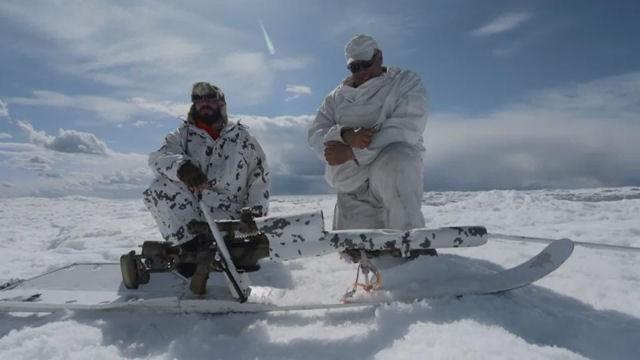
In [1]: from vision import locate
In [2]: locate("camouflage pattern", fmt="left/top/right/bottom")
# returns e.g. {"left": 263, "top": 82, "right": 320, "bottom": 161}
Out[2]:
{"left": 192, "top": 82, "right": 226, "bottom": 101}
{"left": 253, "top": 210, "right": 487, "bottom": 261}
{"left": 144, "top": 120, "right": 270, "bottom": 245}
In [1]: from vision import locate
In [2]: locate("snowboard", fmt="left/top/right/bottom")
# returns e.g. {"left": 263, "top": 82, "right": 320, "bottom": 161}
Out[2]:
{"left": 0, "top": 239, "right": 573, "bottom": 314}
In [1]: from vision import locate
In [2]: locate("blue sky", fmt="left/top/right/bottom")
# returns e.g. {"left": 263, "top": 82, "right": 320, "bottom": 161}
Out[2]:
{"left": 1, "top": 0, "right": 639, "bottom": 197}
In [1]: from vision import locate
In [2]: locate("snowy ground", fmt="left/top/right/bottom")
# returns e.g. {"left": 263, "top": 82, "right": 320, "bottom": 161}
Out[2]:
{"left": 1, "top": 187, "right": 639, "bottom": 360}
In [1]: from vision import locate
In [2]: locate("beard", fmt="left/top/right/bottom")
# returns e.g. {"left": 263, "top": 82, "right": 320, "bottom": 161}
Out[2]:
{"left": 195, "top": 106, "right": 224, "bottom": 127}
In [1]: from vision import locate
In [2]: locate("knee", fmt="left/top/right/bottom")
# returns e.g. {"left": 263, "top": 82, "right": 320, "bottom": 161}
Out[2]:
{"left": 369, "top": 143, "right": 423, "bottom": 196}
{"left": 371, "top": 143, "right": 422, "bottom": 176}
{"left": 144, "top": 176, "right": 191, "bottom": 204}
{"left": 147, "top": 176, "right": 188, "bottom": 192}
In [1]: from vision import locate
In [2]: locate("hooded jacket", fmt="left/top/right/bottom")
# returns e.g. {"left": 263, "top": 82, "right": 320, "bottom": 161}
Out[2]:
{"left": 308, "top": 67, "right": 428, "bottom": 193}
{"left": 149, "top": 117, "right": 270, "bottom": 218}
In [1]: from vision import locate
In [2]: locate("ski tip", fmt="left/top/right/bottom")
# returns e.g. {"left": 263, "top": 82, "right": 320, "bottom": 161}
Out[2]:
{"left": 538, "top": 238, "right": 574, "bottom": 271}
{"left": 553, "top": 238, "right": 575, "bottom": 255}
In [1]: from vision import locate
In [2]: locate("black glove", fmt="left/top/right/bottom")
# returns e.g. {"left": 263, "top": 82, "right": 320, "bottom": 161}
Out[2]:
{"left": 177, "top": 161, "right": 207, "bottom": 188}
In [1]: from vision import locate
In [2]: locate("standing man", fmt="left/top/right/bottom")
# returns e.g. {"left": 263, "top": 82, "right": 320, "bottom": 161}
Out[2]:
{"left": 144, "top": 82, "right": 270, "bottom": 275}
{"left": 308, "top": 34, "right": 433, "bottom": 259}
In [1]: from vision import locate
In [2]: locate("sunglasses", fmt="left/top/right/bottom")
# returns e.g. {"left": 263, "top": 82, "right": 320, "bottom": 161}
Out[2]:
{"left": 192, "top": 93, "right": 224, "bottom": 102}
{"left": 347, "top": 59, "right": 375, "bottom": 74}
{"left": 347, "top": 50, "right": 379, "bottom": 74}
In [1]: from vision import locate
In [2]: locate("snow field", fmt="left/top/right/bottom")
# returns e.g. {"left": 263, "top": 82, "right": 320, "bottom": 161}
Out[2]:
{"left": 1, "top": 188, "right": 639, "bottom": 359}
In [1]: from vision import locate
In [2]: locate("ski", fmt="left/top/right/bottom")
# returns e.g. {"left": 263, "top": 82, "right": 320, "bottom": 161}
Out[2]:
{"left": 254, "top": 210, "right": 489, "bottom": 260}
{"left": 0, "top": 239, "right": 573, "bottom": 314}
{"left": 117, "top": 208, "right": 489, "bottom": 298}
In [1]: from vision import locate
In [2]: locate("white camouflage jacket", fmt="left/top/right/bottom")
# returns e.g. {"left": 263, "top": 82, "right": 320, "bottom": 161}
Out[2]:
{"left": 149, "top": 120, "right": 270, "bottom": 218}
{"left": 308, "top": 67, "right": 428, "bottom": 193}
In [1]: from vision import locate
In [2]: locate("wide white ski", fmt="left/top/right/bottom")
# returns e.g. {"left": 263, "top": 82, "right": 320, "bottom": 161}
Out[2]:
{"left": 0, "top": 239, "right": 573, "bottom": 314}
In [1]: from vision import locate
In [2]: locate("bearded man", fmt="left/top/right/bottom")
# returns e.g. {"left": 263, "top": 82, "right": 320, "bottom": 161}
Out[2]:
{"left": 143, "top": 82, "right": 270, "bottom": 276}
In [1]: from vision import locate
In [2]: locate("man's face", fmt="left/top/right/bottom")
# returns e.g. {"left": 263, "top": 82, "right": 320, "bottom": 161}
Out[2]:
{"left": 348, "top": 50, "right": 383, "bottom": 86}
{"left": 193, "top": 98, "right": 224, "bottom": 125}
{"left": 194, "top": 98, "right": 220, "bottom": 114}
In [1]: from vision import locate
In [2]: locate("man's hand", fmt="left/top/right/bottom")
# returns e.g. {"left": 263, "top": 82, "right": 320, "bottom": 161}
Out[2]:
{"left": 341, "top": 127, "right": 375, "bottom": 149}
{"left": 177, "top": 161, "right": 208, "bottom": 190}
{"left": 324, "top": 141, "right": 355, "bottom": 165}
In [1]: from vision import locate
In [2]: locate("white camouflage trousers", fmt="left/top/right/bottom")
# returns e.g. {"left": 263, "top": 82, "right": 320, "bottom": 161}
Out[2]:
{"left": 143, "top": 176, "right": 241, "bottom": 245}
{"left": 333, "top": 143, "right": 425, "bottom": 231}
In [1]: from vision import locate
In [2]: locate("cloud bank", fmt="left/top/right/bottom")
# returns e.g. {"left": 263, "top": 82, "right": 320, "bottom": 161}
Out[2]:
{"left": 0, "top": 121, "right": 151, "bottom": 198}
{"left": 16, "top": 120, "right": 110, "bottom": 155}
{"left": 245, "top": 71, "right": 640, "bottom": 193}
{"left": 1, "top": 71, "right": 639, "bottom": 198}
{"left": 235, "top": 114, "right": 330, "bottom": 195}
{"left": 425, "top": 72, "right": 640, "bottom": 190}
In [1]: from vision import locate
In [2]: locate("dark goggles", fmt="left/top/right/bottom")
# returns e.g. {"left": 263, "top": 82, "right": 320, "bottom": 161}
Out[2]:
{"left": 191, "top": 93, "right": 224, "bottom": 102}
{"left": 347, "top": 59, "right": 375, "bottom": 73}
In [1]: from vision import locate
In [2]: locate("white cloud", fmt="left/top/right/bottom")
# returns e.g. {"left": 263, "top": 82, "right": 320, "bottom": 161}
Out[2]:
{"left": 16, "top": 120, "right": 110, "bottom": 155}
{"left": 132, "top": 120, "right": 150, "bottom": 128}
{"left": 3, "top": 150, "right": 52, "bottom": 173}
{"left": 523, "top": 72, "right": 640, "bottom": 120}
{"left": 77, "top": 35, "right": 203, "bottom": 73}
{"left": 0, "top": 99, "right": 8, "bottom": 117}
{"left": 1, "top": 71, "right": 638, "bottom": 197}
{"left": 9, "top": 91, "right": 185, "bottom": 123}
{"left": 14, "top": 120, "right": 53, "bottom": 147}
{"left": 0, "top": 2, "right": 308, "bottom": 107}
{"left": 269, "top": 57, "right": 313, "bottom": 71}
{"left": 224, "top": 72, "right": 640, "bottom": 193}
{"left": 285, "top": 84, "right": 313, "bottom": 101}
{"left": 49, "top": 129, "right": 110, "bottom": 155}
{"left": 425, "top": 72, "right": 640, "bottom": 190}
{"left": 129, "top": 98, "right": 188, "bottom": 119}
{"left": 10, "top": 91, "right": 140, "bottom": 123}
{"left": 0, "top": 2, "right": 238, "bottom": 74}
{"left": 331, "top": 12, "right": 417, "bottom": 45}
{"left": 233, "top": 114, "right": 329, "bottom": 194}
{"left": 235, "top": 114, "right": 317, "bottom": 173}
{"left": 0, "top": 133, "right": 12, "bottom": 140}
{"left": 0, "top": 115, "right": 325, "bottom": 198}
{"left": 25, "top": 155, "right": 53, "bottom": 172}
{"left": 0, "top": 140, "right": 151, "bottom": 198}
{"left": 218, "top": 52, "right": 275, "bottom": 105}
{"left": 472, "top": 12, "right": 532, "bottom": 37}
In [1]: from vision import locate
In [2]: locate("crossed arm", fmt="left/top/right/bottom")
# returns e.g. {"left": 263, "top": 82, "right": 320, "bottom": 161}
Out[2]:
{"left": 324, "top": 128, "right": 376, "bottom": 165}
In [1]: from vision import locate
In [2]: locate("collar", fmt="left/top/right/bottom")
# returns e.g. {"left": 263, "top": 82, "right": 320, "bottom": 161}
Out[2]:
{"left": 194, "top": 119, "right": 221, "bottom": 140}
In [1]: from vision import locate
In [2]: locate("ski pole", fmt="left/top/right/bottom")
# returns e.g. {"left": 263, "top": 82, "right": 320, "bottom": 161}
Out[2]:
{"left": 198, "top": 200, "right": 251, "bottom": 302}
{"left": 489, "top": 233, "right": 640, "bottom": 253}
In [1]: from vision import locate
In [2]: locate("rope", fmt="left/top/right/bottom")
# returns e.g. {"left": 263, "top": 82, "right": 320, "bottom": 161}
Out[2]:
{"left": 489, "top": 233, "right": 640, "bottom": 253}
{"left": 341, "top": 253, "right": 383, "bottom": 303}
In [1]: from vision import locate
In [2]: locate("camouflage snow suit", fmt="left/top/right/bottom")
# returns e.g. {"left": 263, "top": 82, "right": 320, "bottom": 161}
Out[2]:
{"left": 144, "top": 119, "right": 270, "bottom": 245}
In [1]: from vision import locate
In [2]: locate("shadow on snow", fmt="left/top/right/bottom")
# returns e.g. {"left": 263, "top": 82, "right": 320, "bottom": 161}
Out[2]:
{"left": 1, "top": 255, "right": 639, "bottom": 360}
